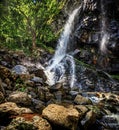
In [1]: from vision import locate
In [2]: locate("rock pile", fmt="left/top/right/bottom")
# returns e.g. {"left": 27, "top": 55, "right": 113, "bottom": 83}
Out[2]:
{"left": 0, "top": 47, "right": 118, "bottom": 130}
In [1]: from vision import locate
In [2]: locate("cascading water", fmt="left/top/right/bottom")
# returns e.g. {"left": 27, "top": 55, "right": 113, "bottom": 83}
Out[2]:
{"left": 100, "top": 0, "right": 109, "bottom": 53}
{"left": 45, "top": 7, "right": 80, "bottom": 87}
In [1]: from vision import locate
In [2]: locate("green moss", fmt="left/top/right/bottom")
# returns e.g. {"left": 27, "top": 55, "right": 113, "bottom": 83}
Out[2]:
{"left": 110, "top": 74, "right": 119, "bottom": 80}
{"left": 75, "top": 59, "right": 96, "bottom": 70}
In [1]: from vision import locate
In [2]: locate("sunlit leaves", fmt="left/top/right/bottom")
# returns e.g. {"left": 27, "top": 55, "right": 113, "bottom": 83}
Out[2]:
{"left": 0, "top": 0, "right": 66, "bottom": 49}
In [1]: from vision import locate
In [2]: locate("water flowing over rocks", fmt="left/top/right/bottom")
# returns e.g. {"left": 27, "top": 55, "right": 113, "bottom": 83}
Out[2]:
{"left": 0, "top": 0, "right": 119, "bottom": 130}
{"left": 54, "top": 0, "right": 119, "bottom": 73}
{"left": 0, "top": 42, "right": 119, "bottom": 130}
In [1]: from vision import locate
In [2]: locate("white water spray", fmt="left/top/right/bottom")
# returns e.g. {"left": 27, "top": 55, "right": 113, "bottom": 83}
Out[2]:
{"left": 45, "top": 7, "right": 80, "bottom": 87}
{"left": 83, "top": 0, "right": 88, "bottom": 10}
{"left": 47, "top": 7, "right": 79, "bottom": 71}
{"left": 100, "top": 0, "right": 109, "bottom": 53}
{"left": 67, "top": 55, "right": 76, "bottom": 88}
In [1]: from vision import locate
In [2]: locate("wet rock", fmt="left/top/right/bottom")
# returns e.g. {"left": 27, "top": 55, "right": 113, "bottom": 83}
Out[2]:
{"left": 4, "top": 78, "right": 12, "bottom": 90}
{"left": 69, "top": 91, "right": 79, "bottom": 96}
{"left": 0, "top": 61, "right": 8, "bottom": 67}
{"left": 96, "top": 92, "right": 119, "bottom": 105}
{"left": 100, "top": 114, "right": 119, "bottom": 130}
{"left": 74, "top": 95, "right": 92, "bottom": 105}
{"left": 86, "top": 105, "right": 103, "bottom": 118}
{"left": 7, "top": 91, "right": 32, "bottom": 106}
{"left": 0, "top": 65, "right": 12, "bottom": 80}
{"left": 81, "top": 110, "right": 96, "bottom": 130}
{"left": 17, "top": 74, "right": 32, "bottom": 81}
{"left": 54, "top": 91, "right": 62, "bottom": 102}
{"left": 49, "top": 83, "right": 62, "bottom": 92}
{"left": 0, "top": 91, "right": 4, "bottom": 103}
{"left": 12, "top": 65, "right": 29, "bottom": 75}
{"left": 0, "top": 102, "right": 33, "bottom": 115}
{"left": 45, "top": 92, "right": 54, "bottom": 102}
{"left": 46, "top": 99, "right": 60, "bottom": 106}
{"left": 37, "top": 88, "right": 45, "bottom": 101}
{"left": 31, "top": 76, "right": 43, "bottom": 84}
{"left": 37, "top": 86, "right": 54, "bottom": 102}
{"left": 30, "top": 68, "right": 47, "bottom": 81}
{"left": 42, "top": 104, "right": 80, "bottom": 130}
{"left": 31, "top": 98, "right": 45, "bottom": 114}
{"left": 6, "top": 115, "right": 52, "bottom": 130}
{"left": 29, "top": 91, "right": 37, "bottom": 99}
{"left": 0, "top": 79, "right": 5, "bottom": 94}
{"left": 75, "top": 105, "right": 88, "bottom": 116}
{"left": 25, "top": 86, "right": 36, "bottom": 95}
{"left": 25, "top": 80, "right": 35, "bottom": 87}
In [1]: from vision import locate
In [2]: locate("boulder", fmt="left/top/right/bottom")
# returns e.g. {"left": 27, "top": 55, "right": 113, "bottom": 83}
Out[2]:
{"left": 81, "top": 110, "right": 96, "bottom": 130}
{"left": 31, "top": 98, "right": 45, "bottom": 114}
{"left": 0, "top": 65, "right": 12, "bottom": 79}
{"left": 75, "top": 105, "right": 88, "bottom": 116}
{"left": 12, "top": 65, "right": 29, "bottom": 75}
{"left": 74, "top": 95, "right": 92, "bottom": 105}
{"left": 0, "top": 78, "right": 5, "bottom": 94}
{"left": 42, "top": 104, "right": 80, "bottom": 130}
{"left": 0, "top": 91, "right": 4, "bottom": 103}
{"left": 30, "top": 68, "right": 47, "bottom": 81}
{"left": 31, "top": 76, "right": 43, "bottom": 83}
{"left": 7, "top": 91, "right": 32, "bottom": 106}
{"left": 6, "top": 115, "right": 52, "bottom": 130}
{"left": 0, "top": 102, "right": 33, "bottom": 115}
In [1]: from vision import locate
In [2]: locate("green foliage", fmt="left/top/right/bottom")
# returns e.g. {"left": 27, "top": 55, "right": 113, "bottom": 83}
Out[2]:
{"left": 111, "top": 74, "right": 119, "bottom": 81}
{"left": 15, "top": 77, "right": 27, "bottom": 92}
{"left": 75, "top": 59, "right": 95, "bottom": 69}
{"left": 0, "top": 0, "right": 66, "bottom": 51}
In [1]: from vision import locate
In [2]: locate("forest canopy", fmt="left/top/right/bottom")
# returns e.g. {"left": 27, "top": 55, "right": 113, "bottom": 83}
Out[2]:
{"left": 0, "top": 0, "right": 66, "bottom": 51}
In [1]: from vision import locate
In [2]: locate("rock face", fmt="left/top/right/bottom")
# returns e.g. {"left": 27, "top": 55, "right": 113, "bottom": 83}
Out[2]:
{"left": 53, "top": 0, "right": 119, "bottom": 73}
{"left": 42, "top": 104, "right": 80, "bottom": 130}
{"left": 77, "top": 0, "right": 119, "bottom": 72}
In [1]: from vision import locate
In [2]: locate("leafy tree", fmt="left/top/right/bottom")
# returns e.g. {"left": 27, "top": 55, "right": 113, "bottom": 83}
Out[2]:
{"left": 0, "top": 0, "right": 66, "bottom": 51}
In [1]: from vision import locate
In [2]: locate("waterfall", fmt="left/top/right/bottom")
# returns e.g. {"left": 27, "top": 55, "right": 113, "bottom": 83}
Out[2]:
{"left": 45, "top": 7, "right": 80, "bottom": 87}
{"left": 100, "top": 0, "right": 109, "bottom": 53}
{"left": 83, "top": 0, "right": 88, "bottom": 10}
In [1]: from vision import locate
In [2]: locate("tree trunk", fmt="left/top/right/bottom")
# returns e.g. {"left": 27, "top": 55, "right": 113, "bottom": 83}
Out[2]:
{"left": 32, "top": 32, "right": 36, "bottom": 50}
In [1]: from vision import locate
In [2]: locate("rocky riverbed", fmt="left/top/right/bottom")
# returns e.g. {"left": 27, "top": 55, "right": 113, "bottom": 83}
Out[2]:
{"left": 0, "top": 47, "right": 119, "bottom": 130}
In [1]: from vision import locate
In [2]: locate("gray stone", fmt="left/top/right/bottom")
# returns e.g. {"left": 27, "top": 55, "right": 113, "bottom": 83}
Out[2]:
{"left": 12, "top": 65, "right": 29, "bottom": 74}
{"left": 31, "top": 76, "right": 43, "bottom": 83}
{"left": 32, "top": 98, "right": 45, "bottom": 114}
